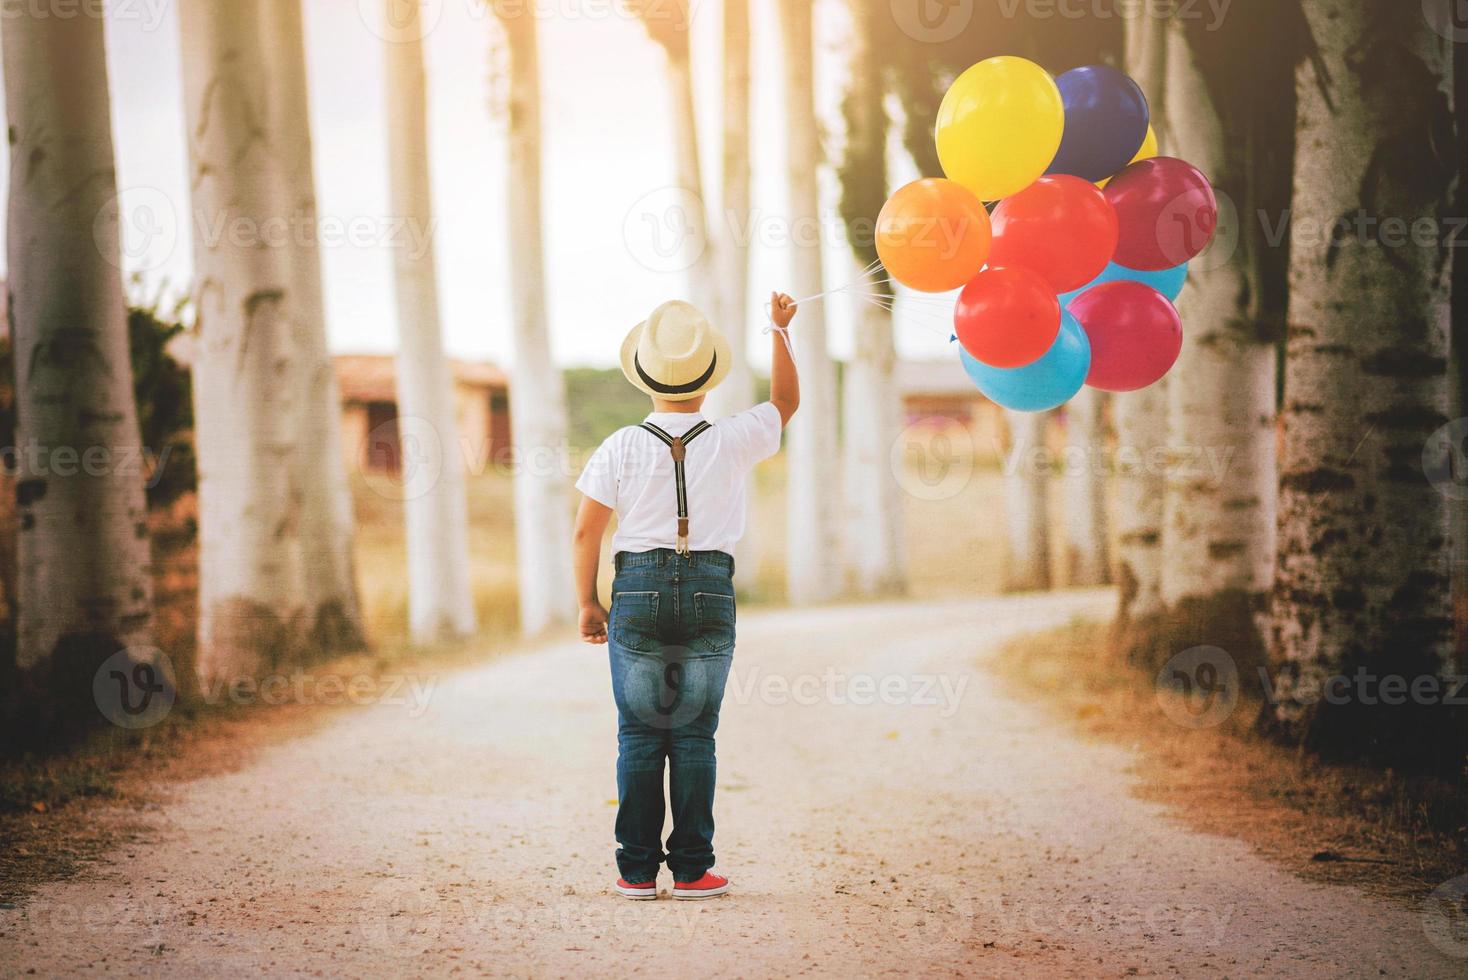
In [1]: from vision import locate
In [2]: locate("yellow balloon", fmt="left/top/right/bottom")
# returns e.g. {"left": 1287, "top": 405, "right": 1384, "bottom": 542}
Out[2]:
{"left": 1097, "top": 125, "right": 1159, "bottom": 188}
{"left": 935, "top": 57, "right": 1065, "bottom": 202}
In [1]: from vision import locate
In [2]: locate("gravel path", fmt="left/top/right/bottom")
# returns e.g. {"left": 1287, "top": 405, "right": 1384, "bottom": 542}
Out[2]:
{"left": 2, "top": 591, "right": 1461, "bottom": 978}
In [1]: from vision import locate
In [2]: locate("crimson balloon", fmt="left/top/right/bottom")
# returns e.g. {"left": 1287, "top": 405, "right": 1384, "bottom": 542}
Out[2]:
{"left": 1104, "top": 157, "right": 1218, "bottom": 271}
{"left": 1068, "top": 281, "right": 1182, "bottom": 392}
{"left": 953, "top": 266, "right": 1061, "bottom": 369}
{"left": 989, "top": 176, "right": 1119, "bottom": 293}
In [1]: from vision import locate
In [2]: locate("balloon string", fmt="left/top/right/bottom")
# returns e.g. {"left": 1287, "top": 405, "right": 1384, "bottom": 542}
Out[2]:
{"left": 762, "top": 257, "right": 965, "bottom": 358}
{"left": 764, "top": 257, "right": 885, "bottom": 359}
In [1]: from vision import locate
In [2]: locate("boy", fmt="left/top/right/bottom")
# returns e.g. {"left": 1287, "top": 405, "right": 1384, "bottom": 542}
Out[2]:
{"left": 573, "top": 293, "right": 800, "bottom": 900}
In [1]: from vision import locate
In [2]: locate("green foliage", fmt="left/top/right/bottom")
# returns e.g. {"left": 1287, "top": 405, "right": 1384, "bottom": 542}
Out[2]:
{"left": 563, "top": 367, "right": 650, "bottom": 449}
{"left": 0, "top": 302, "right": 196, "bottom": 509}
{"left": 127, "top": 304, "right": 196, "bottom": 508}
{"left": 562, "top": 367, "right": 773, "bottom": 450}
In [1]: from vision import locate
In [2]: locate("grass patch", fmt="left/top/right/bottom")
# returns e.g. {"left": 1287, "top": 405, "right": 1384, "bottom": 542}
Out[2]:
{"left": 992, "top": 621, "right": 1468, "bottom": 899}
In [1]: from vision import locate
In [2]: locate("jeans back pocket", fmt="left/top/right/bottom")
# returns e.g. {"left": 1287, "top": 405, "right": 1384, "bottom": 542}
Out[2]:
{"left": 611, "top": 591, "right": 661, "bottom": 653}
{"left": 691, "top": 592, "right": 736, "bottom": 654}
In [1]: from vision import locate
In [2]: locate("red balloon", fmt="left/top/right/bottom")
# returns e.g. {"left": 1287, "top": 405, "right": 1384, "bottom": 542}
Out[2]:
{"left": 1104, "top": 157, "right": 1218, "bottom": 271}
{"left": 1068, "top": 281, "right": 1182, "bottom": 392}
{"left": 988, "top": 175, "right": 1119, "bottom": 293}
{"left": 953, "top": 266, "right": 1062, "bottom": 369}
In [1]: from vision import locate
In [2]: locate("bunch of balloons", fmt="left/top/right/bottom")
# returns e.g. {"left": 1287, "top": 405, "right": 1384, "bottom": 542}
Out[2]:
{"left": 875, "top": 57, "right": 1219, "bottom": 412}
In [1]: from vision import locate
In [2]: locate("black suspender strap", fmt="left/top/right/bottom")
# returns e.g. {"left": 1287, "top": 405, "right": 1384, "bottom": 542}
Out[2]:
{"left": 640, "top": 420, "right": 712, "bottom": 555}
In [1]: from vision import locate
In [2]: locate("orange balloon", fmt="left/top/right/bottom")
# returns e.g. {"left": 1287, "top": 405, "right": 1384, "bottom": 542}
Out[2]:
{"left": 876, "top": 179, "right": 992, "bottom": 293}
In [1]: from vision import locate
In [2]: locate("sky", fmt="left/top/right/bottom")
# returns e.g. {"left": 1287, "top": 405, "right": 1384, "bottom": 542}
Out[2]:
{"left": 0, "top": 0, "right": 954, "bottom": 370}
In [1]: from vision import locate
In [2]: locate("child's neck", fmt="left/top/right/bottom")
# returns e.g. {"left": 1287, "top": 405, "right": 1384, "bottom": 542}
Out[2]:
{"left": 650, "top": 398, "right": 705, "bottom": 415}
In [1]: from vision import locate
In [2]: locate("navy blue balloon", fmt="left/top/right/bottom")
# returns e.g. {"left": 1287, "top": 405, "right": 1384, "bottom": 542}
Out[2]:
{"left": 1046, "top": 66, "right": 1149, "bottom": 183}
{"left": 960, "top": 313, "right": 1091, "bottom": 413}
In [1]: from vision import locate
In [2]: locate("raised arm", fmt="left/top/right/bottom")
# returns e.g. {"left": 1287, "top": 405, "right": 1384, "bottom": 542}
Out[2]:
{"left": 769, "top": 292, "right": 800, "bottom": 426}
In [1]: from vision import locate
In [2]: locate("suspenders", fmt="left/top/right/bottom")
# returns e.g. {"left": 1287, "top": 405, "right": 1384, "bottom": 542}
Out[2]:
{"left": 639, "top": 419, "right": 712, "bottom": 556}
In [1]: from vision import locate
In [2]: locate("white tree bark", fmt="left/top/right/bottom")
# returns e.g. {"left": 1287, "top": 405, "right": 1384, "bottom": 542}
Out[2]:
{"left": 1270, "top": 0, "right": 1453, "bottom": 750}
{"left": 838, "top": 0, "right": 905, "bottom": 597}
{"left": 1003, "top": 410, "right": 1052, "bottom": 592}
{"left": 1113, "top": 9, "right": 1170, "bottom": 630}
{"left": 384, "top": 0, "right": 477, "bottom": 643}
{"left": 179, "top": 0, "right": 309, "bottom": 684}
{"left": 495, "top": 10, "right": 575, "bottom": 634}
{"left": 704, "top": 0, "right": 755, "bottom": 421}
{"left": 1114, "top": 382, "right": 1167, "bottom": 618}
{"left": 262, "top": 0, "right": 367, "bottom": 654}
{"left": 1060, "top": 388, "right": 1111, "bottom": 586}
{"left": 658, "top": 23, "right": 721, "bottom": 331}
{"left": 1158, "top": 19, "right": 1276, "bottom": 627}
{"left": 779, "top": 0, "right": 843, "bottom": 605}
{"left": 842, "top": 271, "right": 906, "bottom": 596}
{"left": 3, "top": 9, "right": 155, "bottom": 682}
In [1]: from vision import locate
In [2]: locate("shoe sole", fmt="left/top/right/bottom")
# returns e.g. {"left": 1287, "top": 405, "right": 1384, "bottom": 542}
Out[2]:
{"left": 671, "top": 883, "right": 729, "bottom": 900}
{"left": 615, "top": 885, "right": 658, "bottom": 900}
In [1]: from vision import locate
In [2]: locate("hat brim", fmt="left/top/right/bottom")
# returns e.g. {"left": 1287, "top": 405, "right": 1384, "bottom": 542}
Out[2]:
{"left": 619, "top": 319, "right": 733, "bottom": 401}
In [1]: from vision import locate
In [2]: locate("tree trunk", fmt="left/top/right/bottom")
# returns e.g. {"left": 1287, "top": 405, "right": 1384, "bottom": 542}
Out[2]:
{"left": 1156, "top": 17, "right": 1277, "bottom": 667}
{"left": 495, "top": 10, "right": 575, "bottom": 635}
{"left": 3, "top": 7, "right": 157, "bottom": 721}
{"left": 262, "top": 0, "right": 367, "bottom": 655}
{"left": 1060, "top": 388, "right": 1111, "bottom": 586}
{"left": 1003, "top": 410, "right": 1052, "bottom": 592}
{"left": 650, "top": 25, "right": 722, "bottom": 324}
{"left": 1269, "top": 0, "right": 1455, "bottom": 767}
{"left": 704, "top": 0, "right": 755, "bottom": 421}
{"left": 843, "top": 267, "right": 907, "bottom": 596}
{"left": 1452, "top": 15, "right": 1468, "bottom": 670}
{"left": 838, "top": 0, "right": 905, "bottom": 597}
{"left": 180, "top": 0, "right": 310, "bottom": 687}
{"left": 385, "top": 0, "right": 477, "bottom": 644}
{"left": 1112, "top": 7, "right": 1170, "bottom": 654}
{"left": 779, "top": 0, "right": 842, "bottom": 605}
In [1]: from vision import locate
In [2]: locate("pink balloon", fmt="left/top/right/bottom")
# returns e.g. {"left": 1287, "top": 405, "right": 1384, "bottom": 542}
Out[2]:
{"left": 1069, "top": 281, "right": 1182, "bottom": 392}
{"left": 1103, "top": 157, "right": 1218, "bottom": 271}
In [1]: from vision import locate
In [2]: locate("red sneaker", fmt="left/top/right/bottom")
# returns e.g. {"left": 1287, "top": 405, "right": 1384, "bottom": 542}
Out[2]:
{"left": 615, "top": 878, "right": 658, "bottom": 900}
{"left": 672, "top": 872, "right": 729, "bottom": 900}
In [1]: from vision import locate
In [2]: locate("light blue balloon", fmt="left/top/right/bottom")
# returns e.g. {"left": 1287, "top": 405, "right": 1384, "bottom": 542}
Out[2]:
{"left": 1059, "top": 261, "right": 1189, "bottom": 307}
{"left": 960, "top": 313, "right": 1092, "bottom": 413}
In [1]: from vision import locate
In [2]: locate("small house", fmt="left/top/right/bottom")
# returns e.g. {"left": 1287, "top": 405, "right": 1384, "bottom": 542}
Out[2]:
{"left": 335, "top": 354, "right": 512, "bottom": 475}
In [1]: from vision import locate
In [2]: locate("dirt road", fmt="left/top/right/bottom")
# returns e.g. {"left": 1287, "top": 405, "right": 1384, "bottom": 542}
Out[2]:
{"left": 2, "top": 592, "right": 1461, "bottom": 977}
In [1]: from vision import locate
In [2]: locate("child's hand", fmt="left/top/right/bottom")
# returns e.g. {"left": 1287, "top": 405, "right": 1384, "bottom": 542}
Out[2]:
{"left": 771, "top": 292, "right": 797, "bottom": 329}
{"left": 579, "top": 602, "right": 609, "bottom": 645}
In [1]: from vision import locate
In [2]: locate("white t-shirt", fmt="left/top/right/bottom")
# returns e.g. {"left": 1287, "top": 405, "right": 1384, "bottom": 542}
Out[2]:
{"left": 575, "top": 403, "right": 783, "bottom": 556}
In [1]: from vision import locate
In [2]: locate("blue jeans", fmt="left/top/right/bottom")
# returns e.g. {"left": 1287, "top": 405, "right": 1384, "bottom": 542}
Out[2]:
{"left": 607, "top": 549, "right": 736, "bottom": 883}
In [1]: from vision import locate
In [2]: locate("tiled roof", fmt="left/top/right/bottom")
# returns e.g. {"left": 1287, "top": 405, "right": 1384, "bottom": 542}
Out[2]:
{"left": 335, "top": 353, "right": 508, "bottom": 403}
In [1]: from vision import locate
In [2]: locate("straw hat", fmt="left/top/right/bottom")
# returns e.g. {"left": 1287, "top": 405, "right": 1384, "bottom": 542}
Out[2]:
{"left": 619, "top": 300, "right": 731, "bottom": 401}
